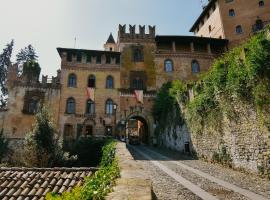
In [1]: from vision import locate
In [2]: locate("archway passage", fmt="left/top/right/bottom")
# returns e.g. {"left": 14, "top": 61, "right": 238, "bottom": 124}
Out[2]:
{"left": 127, "top": 116, "right": 149, "bottom": 145}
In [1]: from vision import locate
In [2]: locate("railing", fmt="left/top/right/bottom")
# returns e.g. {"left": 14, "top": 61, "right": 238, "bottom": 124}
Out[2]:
{"left": 118, "top": 89, "right": 156, "bottom": 97}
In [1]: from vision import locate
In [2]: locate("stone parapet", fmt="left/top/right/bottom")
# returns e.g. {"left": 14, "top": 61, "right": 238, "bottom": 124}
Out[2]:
{"left": 106, "top": 142, "right": 152, "bottom": 200}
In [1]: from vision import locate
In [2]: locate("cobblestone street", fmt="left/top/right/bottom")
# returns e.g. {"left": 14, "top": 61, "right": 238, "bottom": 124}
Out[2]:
{"left": 127, "top": 145, "right": 270, "bottom": 200}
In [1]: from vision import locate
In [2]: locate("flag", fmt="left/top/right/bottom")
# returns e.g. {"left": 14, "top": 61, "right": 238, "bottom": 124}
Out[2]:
{"left": 134, "top": 90, "right": 143, "bottom": 104}
{"left": 86, "top": 87, "right": 95, "bottom": 101}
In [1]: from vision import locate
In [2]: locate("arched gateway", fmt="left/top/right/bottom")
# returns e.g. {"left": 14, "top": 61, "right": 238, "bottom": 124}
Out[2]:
{"left": 118, "top": 107, "right": 155, "bottom": 145}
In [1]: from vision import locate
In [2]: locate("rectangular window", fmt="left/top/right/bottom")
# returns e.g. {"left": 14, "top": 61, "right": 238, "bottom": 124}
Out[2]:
{"left": 106, "top": 55, "right": 111, "bottom": 64}
{"left": 86, "top": 54, "right": 91, "bottom": 63}
{"left": 77, "top": 52, "right": 82, "bottom": 62}
{"left": 77, "top": 124, "right": 83, "bottom": 139}
{"left": 96, "top": 55, "right": 101, "bottom": 64}
{"left": 67, "top": 52, "right": 72, "bottom": 62}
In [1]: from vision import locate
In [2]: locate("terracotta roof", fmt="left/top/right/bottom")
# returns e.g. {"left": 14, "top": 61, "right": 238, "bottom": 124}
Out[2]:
{"left": 0, "top": 167, "right": 97, "bottom": 200}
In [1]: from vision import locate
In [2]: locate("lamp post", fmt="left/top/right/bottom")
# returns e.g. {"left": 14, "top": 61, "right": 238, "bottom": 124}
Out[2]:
{"left": 113, "top": 103, "right": 118, "bottom": 137}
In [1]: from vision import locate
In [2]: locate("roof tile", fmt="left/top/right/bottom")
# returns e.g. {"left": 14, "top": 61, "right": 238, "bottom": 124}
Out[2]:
{"left": 0, "top": 167, "right": 96, "bottom": 199}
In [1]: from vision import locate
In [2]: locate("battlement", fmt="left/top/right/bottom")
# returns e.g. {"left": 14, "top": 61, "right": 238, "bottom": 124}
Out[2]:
{"left": 118, "top": 24, "right": 156, "bottom": 40}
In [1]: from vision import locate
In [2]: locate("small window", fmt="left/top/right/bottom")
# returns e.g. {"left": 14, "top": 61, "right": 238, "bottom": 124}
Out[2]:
{"left": 106, "top": 75, "right": 114, "bottom": 89}
{"left": 86, "top": 99, "right": 95, "bottom": 114}
{"left": 68, "top": 74, "right": 76, "bottom": 87}
{"left": 229, "top": 9, "right": 235, "bottom": 16}
{"left": 67, "top": 52, "right": 72, "bottom": 62}
{"left": 208, "top": 25, "right": 212, "bottom": 32}
{"left": 191, "top": 60, "right": 200, "bottom": 74}
{"left": 66, "top": 97, "right": 75, "bottom": 114}
{"left": 225, "top": 0, "right": 234, "bottom": 3}
{"left": 116, "top": 56, "right": 120, "bottom": 64}
{"left": 96, "top": 55, "right": 101, "bottom": 64}
{"left": 77, "top": 52, "right": 82, "bottom": 62}
{"left": 236, "top": 25, "right": 243, "bottom": 34}
{"left": 110, "top": 47, "right": 113, "bottom": 51}
{"left": 259, "top": 1, "right": 264, "bottom": 7}
{"left": 105, "top": 99, "right": 114, "bottom": 114}
{"left": 86, "top": 54, "right": 91, "bottom": 63}
{"left": 88, "top": 75, "right": 96, "bottom": 88}
{"left": 164, "top": 59, "right": 174, "bottom": 72}
{"left": 106, "top": 55, "right": 111, "bottom": 64}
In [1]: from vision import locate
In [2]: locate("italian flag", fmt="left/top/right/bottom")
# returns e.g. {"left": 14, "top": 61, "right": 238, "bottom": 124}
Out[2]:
{"left": 86, "top": 87, "right": 95, "bottom": 101}
{"left": 134, "top": 90, "right": 143, "bottom": 104}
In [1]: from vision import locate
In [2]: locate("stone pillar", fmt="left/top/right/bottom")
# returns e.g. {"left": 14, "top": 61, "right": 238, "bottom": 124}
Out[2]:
{"left": 207, "top": 43, "right": 212, "bottom": 54}
{"left": 172, "top": 41, "right": 176, "bottom": 52}
{"left": 190, "top": 42, "right": 194, "bottom": 52}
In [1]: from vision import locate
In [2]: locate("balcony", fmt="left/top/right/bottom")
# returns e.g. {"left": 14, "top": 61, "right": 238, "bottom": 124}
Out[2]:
{"left": 118, "top": 88, "right": 156, "bottom": 98}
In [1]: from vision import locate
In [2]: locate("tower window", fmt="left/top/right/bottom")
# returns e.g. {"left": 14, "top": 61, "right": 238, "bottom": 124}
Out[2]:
{"left": 86, "top": 54, "right": 91, "bottom": 63}
{"left": 133, "top": 48, "right": 144, "bottom": 62}
{"left": 68, "top": 73, "right": 77, "bottom": 87}
{"left": 191, "top": 60, "right": 200, "bottom": 74}
{"left": 66, "top": 97, "right": 75, "bottom": 114}
{"left": 164, "top": 59, "right": 174, "bottom": 72}
{"left": 28, "top": 97, "right": 39, "bottom": 114}
{"left": 106, "top": 55, "right": 111, "bottom": 64}
{"left": 229, "top": 9, "right": 235, "bottom": 16}
{"left": 236, "top": 25, "right": 243, "bottom": 34}
{"left": 110, "top": 47, "right": 113, "bottom": 51}
{"left": 77, "top": 52, "right": 82, "bottom": 62}
{"left": 88, "top": 75, "right": 96, "bottom": 88}
{"left": 259, "top": 1, "right": 264, "bottom": 7}
{"left": 106, "top": 75, "right": 114, "bottom": 89}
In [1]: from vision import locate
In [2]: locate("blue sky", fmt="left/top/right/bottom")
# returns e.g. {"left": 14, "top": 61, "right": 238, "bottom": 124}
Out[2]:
{"left": 0, "top": 0, "right": 207, "bottom": 76}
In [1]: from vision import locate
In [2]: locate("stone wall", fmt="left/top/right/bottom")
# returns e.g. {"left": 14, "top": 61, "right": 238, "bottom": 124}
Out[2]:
{"left": 157, "top": 101, "right": 270, "bottom": 175}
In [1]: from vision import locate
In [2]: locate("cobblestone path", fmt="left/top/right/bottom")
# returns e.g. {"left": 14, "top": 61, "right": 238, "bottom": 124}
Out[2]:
{"left": 127, "top": 145, "right": 270, "bottom": 200}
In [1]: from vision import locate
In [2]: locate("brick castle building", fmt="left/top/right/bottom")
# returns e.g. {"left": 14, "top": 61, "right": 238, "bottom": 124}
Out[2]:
{"left": 1, "top": 0, "right": 269, "bottom": 145}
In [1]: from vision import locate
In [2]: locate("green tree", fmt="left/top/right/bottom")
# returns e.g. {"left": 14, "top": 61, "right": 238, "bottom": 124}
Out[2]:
{"left": 0, "top": 40, "right": 14, "bottom": 108}
{"left": 24, "top": 106, "right": 75, "bottom": 167}
{"left": 0, "top": 129, "right": 9, "bottom": 162}
{"left": 16, "top": 44, "right": 38, "bottom": 64}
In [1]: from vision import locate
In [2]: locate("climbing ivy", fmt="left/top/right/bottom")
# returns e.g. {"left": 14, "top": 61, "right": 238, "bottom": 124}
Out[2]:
{"left": 153, "top": 27, "right": 270, "bottom": 135}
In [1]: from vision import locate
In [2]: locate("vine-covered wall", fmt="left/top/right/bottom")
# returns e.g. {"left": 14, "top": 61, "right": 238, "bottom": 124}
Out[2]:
{"left": 153, "top": 29, "right": 270, "bottom": 177}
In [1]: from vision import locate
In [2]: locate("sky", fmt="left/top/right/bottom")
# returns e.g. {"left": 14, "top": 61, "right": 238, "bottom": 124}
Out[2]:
{"left": 0, "top": 0, "right": 207, "bottom": 77}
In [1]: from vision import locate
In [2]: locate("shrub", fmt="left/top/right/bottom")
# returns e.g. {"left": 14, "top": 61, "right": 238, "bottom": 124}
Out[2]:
{"left": 23, "top": 106, "right": 76, "bottom": 167}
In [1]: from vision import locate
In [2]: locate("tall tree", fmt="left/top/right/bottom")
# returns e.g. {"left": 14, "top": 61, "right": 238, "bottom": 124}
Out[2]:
{"left": 0, "top": 40, "right": 14, "bottom": 108}
{"left": 16, "top": 44, "right": 38, "bottom": 65}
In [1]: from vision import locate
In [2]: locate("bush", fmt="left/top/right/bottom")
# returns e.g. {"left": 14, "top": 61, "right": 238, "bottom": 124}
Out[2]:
{"left": 46, "top": 139, "right": 120, "bottom": 200}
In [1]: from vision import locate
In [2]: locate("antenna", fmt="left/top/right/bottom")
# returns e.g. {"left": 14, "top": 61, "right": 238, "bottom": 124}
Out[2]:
{"left": 74, "top": 37, "right": 77, "bottom": 48}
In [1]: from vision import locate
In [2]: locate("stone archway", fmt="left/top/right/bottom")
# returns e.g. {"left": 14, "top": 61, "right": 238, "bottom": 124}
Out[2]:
{"left": 82, "top": 118, "right": 96, "bottom": 137}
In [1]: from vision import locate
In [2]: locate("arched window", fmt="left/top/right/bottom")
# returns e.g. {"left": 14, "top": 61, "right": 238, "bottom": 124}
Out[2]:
{"left": 164, "top": 59, "right": 173, "bottom": 72}
{"left": 259, "top": 1, "right": 264, "bottom": 7}
{"left": 236, "top": 25, "right": 243, "bottom": 34}
{"left": 191, "top": 60, "right": 200, "bottom": 74}
{"left": 88, "top": 75, "right": 96, "bottom": 88}
{"left": 229, "top": 9, "right": 235, "bottom": 16}
{"left": 66, "top": 97, "right": 75, "bottom": 114}
{"left": 86, "top": 99, "right": 95, "bottom": 114}
{"left": 68, "top": 73, "right": 77, "bottom": 87}
{"left": 106, "top": 75, "right": 114, "bottom": 89}
{"left": 28, "top": 97, "right": 39, "bottom": 114}
{"left": 105, "top": 99, "right": 114, "bottom": 114}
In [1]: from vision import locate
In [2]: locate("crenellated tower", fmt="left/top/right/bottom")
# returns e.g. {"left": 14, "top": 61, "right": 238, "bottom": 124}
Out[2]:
{"left": 117, "top": 24, "right": 156, "bottom": 51}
